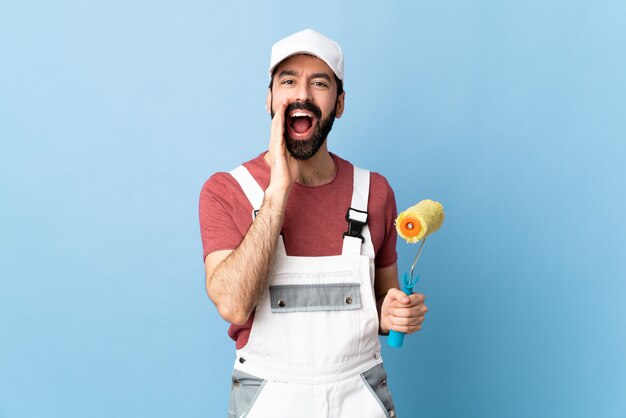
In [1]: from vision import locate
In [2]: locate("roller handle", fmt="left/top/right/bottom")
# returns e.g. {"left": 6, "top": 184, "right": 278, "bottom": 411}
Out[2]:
{"left": 387, "top": 272, "right": 418, "bottom": 348}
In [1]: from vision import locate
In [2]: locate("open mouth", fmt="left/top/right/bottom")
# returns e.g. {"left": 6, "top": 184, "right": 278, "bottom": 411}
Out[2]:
{"left": 287, "top": 111, "right": 317, "bottom": 139}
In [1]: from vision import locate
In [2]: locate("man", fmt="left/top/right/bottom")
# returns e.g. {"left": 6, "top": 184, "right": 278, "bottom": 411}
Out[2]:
{"left": 199, "top": 29, "right": 428, "bottom": 418}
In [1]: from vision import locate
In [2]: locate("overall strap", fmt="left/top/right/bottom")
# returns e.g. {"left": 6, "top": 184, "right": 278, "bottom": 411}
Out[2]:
{"left": 342, "top": 166, "right": 375, "bottom": 258}
{"left": 229, "top": 165, "right": 286, "bottom": 255}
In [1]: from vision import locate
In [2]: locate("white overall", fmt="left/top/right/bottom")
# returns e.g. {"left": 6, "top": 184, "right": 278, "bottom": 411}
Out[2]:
{"left": 227, "top": 165, "right": 396, "bottom": 418}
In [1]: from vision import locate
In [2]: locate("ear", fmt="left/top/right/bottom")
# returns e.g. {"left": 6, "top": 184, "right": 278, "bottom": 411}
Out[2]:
{"left": 265, "top": 89, "right": 272, "bottom": 114}
{"left": 334, "top": 91, "right": 345, "bottom": 118}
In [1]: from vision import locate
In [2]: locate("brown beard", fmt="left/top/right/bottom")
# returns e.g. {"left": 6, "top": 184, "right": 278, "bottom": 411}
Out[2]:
{"left": 271, "top": 99, "right": 337, "bottom": 160}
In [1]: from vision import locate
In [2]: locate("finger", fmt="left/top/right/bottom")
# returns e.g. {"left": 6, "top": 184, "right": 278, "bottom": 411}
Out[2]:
{"left": 410, "top": 292, "right": 426, "bottom": 305}
{"left": 389, "top": 323, "right": 423, "bottom": 334}
{"left": 271, "top": 98, "right": 288, "bottom": 124}
{"left": 390, "top": 292, "right": 425, "bottom": 308}
{"left": 270, "top": 99, "right": 289, "bottom": 146}
{"left": 388, "top": 315, "right": 425, "bottom": 327}
{"left": 388, "top": 304, "right": 428, "bottom": 318}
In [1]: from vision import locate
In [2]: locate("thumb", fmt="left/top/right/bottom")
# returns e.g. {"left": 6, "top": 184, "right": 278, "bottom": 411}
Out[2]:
{"left": 386, "top": 287, "right": 410, "bottom": 304}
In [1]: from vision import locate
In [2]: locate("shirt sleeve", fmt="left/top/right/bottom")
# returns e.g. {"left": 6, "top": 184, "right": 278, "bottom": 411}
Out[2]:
{"left": 198, "top": 172, "right": 247, "bottom": 261}
{"left": 374, "top": 176, "right": 398, "bottom": 269}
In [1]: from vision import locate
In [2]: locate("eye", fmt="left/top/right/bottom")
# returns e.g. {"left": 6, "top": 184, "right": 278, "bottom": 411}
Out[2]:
{"left": 281, "top": 79, "right": 295, "bottom": 85}
{"left": 312, "top": 81, "right": 328, "bottom": 88}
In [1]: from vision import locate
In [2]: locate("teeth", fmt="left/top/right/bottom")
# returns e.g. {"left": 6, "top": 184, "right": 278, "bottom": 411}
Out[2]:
{"left": 291, "top": 112, "right": 311, "bottom": 118}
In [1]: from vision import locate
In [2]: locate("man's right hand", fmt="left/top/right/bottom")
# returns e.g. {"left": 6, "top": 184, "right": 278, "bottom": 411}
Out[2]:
{"left": 206, "top": 100, "right": 296, "bottom": 324}
{"left": 266, "top": 99, "right": 299, "bottom": 197}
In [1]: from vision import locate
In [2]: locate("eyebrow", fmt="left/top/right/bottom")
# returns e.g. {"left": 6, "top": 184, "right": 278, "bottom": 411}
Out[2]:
{"left": 310, "top": 72, "right": 331, "bottom": 82}
{"left": 277, "top": 70, "right": 332, "bottom": 82}
{"left": 278, "top": 69, "right": 298, "bottom": 78}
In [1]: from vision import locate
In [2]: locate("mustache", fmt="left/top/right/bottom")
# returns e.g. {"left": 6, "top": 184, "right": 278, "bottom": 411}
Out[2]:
{"left": 285, "top": 101, "right": 322, "bottom": 120}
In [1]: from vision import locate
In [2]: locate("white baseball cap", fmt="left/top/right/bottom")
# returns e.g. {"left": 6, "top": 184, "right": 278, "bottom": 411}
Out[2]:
{"left": 269, "top": 29, "right": 344, "bottom": 81}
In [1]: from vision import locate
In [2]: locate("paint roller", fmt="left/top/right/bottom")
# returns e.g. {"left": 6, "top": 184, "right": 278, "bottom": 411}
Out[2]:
{"left": 388, "top": 199, "right": 444, "bottom": 348}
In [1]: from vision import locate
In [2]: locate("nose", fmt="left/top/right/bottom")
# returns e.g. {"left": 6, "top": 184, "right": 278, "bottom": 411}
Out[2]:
{"left": 293, "top": 81, "right": 313, "bottom": 102}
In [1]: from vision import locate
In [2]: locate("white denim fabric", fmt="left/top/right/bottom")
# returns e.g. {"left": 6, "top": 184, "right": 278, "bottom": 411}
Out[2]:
{"left": 228, "top": 165, "right": 393, "bottom": 418}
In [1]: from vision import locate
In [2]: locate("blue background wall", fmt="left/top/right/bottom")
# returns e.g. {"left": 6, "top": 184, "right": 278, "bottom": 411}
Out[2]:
{"left": 1, "top": 1, "right": 625, "bottom": 417}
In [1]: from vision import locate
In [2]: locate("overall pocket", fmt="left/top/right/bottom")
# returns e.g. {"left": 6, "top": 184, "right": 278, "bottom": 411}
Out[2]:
{"left": 227, "top": 369, "right": 266, "bottom": 418}
{"left": 269, "top": 282, "right": 362, "bottom": 313}
{"left": 361, "top": 363, "right": 397, "bottom": 418}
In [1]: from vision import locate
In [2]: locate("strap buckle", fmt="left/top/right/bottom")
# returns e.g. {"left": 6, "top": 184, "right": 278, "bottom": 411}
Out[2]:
{"left": 343, "top": 208, "right": 368, "bottom": 242}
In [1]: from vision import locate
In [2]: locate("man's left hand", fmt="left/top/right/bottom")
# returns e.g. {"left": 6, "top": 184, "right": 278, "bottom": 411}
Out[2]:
{"left": 379, "top": 288, "right": 428, "bottom": 335}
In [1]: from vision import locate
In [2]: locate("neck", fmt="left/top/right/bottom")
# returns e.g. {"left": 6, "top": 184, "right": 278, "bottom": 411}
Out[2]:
{"left": 296, "top": 145, "right": 335, "bottom": 186}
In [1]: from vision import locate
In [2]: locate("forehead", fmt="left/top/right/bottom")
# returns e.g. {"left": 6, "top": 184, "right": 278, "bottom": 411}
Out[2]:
{"left": 273, "top": 54, "right": 335, "bottom": 79}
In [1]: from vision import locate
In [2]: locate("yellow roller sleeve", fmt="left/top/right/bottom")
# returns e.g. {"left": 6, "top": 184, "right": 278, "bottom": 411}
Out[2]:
{"left": 395, "top": 199, "right": 445, "bottom": 243}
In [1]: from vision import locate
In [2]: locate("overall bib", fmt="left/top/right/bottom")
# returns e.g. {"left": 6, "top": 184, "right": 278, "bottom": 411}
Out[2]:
{"left": 227, "top": 165, "right": 397, "bottom": 418}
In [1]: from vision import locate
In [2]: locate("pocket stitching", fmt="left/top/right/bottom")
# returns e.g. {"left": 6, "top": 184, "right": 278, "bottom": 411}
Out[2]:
{"left": 241, "top": 379, "right": 267, "bottom": 417}
{"left": 229, "top": 370, "right": 266, "bottom": 418}
{"left": 360, "top": 374, "right": 391, "bottom": 418}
